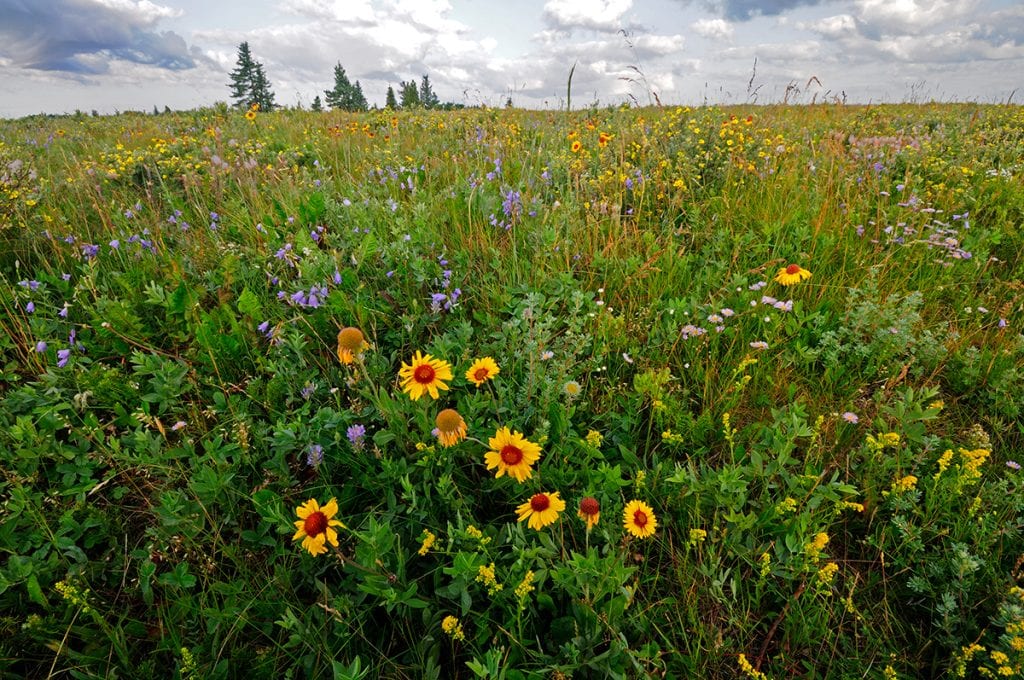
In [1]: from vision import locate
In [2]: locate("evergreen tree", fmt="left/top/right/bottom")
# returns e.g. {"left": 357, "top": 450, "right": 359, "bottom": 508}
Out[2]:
{"left": 399, "top": 80, "right": 420, "bottom": 108}
{"left": 311, "top": 95, "right": 323, "bottom": 112}
{"left": 351, "top": 81, "right": 368, "bottom": 111}
{"left": 250, "top": 63, "right": 276, "bottom": 111}
{"left": 419, "top": 75, "right": 440, "bottom": 109}
{"left": 324, "top": 63, "right": 352, "bottom": 110}
{"left": 228, "top": 42, "right": 256, "bottom": 108}
{"left": 385, "top": 85, "right": 398, "bottom": 110}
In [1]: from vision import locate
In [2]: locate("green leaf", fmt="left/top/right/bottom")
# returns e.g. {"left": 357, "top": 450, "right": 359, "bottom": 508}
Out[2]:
{"left": 237, "top": 287, "right": 262, "bottom": 318}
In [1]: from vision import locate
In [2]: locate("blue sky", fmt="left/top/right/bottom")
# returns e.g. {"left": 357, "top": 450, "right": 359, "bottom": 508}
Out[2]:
{"left": 1, "top": 0, "right": 1022, "bottom": 117}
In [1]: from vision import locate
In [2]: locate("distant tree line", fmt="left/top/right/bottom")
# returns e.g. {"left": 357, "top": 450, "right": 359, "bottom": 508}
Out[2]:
{"left": 227, "top": 43, "right": 464, "bottom": 112}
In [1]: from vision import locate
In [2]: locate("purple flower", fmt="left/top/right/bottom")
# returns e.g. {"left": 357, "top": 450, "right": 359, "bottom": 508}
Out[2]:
{"left": 1007, "top": 460, "right": 1021, "bottom": 471}
{"left": 109, "top": 239, "right": 120, "bottom": 249}
{"left": 59, "top": 303, "right": 69, "bottom": 318}
{"left": 301, "top": 383, "right": 316, "bottom": 400}
{"left": 25, "top": 302, "right": 34, "bottom": 313}
{"left": 57, "top": 348, "right": 71, "bottom": 367}
{"left": 841, "top": 411, "right": 859, "bottom": 424}
{"left": 35, "top": 341, "right": 47, "bottom": 353}
{"left": 306, "top": 444, "right": 324, "bottom": 467}
{"left": 81, "top": 244, "right": 99, "bottom": 259}
{"left": 749, "top": 341, "right": 769, "bottom": 350}
{"left": 347, "top": 424, "right": 366, "bottom": 451}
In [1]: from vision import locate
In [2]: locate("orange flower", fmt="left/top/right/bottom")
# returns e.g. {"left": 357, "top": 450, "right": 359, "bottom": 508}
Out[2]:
{"left": 336, "top": 327, "right": 368, "bottom": 364}
{"left": 571, "top": 140, "right": 582, "bottom": 153}
{"left": 435, "top": 409, "right": 467, "bottom": 447}
{"left": 577, "top": 497, "right": 600, "bottom": 530}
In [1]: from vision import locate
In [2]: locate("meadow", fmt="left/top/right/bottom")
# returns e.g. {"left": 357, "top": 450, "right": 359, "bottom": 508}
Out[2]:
{"left": 1, "top": 101, "right": 1023, "bottom": 679}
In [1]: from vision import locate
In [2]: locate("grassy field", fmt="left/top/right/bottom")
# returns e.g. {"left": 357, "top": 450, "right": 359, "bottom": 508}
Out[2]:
{"left": 2, "top": 102, "right": 1024, "bottom": 679}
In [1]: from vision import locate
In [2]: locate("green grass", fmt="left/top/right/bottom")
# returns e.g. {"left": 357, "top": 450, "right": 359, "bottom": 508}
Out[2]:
{"left": 2, "top": 102, "right": 1024, "bottom": 679}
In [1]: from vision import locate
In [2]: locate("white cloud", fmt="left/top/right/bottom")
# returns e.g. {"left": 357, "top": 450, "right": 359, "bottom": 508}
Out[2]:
{"left": 692, "top": 18, "right": 734, "bottom": 40}
{"left": 542, "top": 0, "right": 634, "bottom": 33}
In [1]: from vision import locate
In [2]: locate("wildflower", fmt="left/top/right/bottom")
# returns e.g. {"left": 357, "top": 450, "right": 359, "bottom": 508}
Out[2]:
{"left": 817, "top": 562, "right": 839, "bottom": 586}
{"left": 347, "top": 424, "right": 366, "bottom": 451}
{"left": 292, "top": 498, "right": 345, "bottom": 556}
{"left": 418, "top": 529, "right": 437, "bottom": 556}
{"left": 623, "top": 500, "right": 657, "bottom": 539}
{"left": 688, "top": 528, "right": 707, "bottom": 547}
{"left": 484, "top": 427, "right": 541, "bottom": 482}
{"left": 475, "top": 563, "right": 503, "bottom": 596}
{"left": 398, "top": 351, "right": 453, "bottom": 400}
{"left": 306, "top": 444, "right": 324, "bottom": 468}
{"left": 775, "top": 263, "right": 812, "bottom": 286}
{"left": 737, "top": 653, "right": 769, "bottom": 680}
{"left": 465, "top": 356, "right": 500, "bottom": 386}
{"left": 892, "top": 475, "right": 918, "bottom": 493}
{"left": 571, "top": 140, "right": 582, "bottom": 153}
{"left": 776, "top": 497, "right": 798, "bottom": 514}
{"left": 336, "top": 327, "right": 368, "bottom": 364}
{"left": 172, "top": 420, "right": 186, "bottom": 431}
{"left": 749, "top": 341, "right": 769, "bottom": 350}
{"left": 540, "top": 350, "right": 554, "bottom": 360}
{"left": 841, "top": 411, "right": 859, "bottom": 424}
{"left": 578, "top": 496, "right": 600, "bottom": 530}
{"left": 35, "top": 341, "right": 47, "bottom": 353}
{"left": 516, "top": 491, "right": 566, "bottom": 530}
{"left": 1007, "top": 460, "right": 1021, "bottom": 471}
{"left": 245, "top": 109, "right": 257, "bottom": 121}
{"left": 441, "top": 615, "right": 465, "bottom": 641}
{"left": 585, "top": 430, "right": 603, "bottom": 448}
{"left": 514, "top": 570, "right": 536, "bottom": 600}
{"left": 806, "top": 532, "right": 829, "bottom": 555}
{"left": 435, "top": 409, "right": 467, "bottom": 447}
{"left": 563, "top": 380, "right": 582, "bottom": 398}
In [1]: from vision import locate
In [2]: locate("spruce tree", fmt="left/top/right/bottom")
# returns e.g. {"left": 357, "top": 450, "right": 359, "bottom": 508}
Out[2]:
{"left": 311, "top": 95, "right": 323, "bottom": 112}
{"left": 228, "top": 42, "right": 256, "bottom": 108}
{"left": 419, "top": 75, "right": 440, "bottom": 109}
{"left": 385, "top": 85, "right": 398, "bottom": 110}
{"left": 250, "top": 63, "right": 276, "bottom": 111}
{"left": 351, "top": 81, "right": 368, "bottom": 111}
{"left": 324, "top": 63, "right": 353, "bottom": 110}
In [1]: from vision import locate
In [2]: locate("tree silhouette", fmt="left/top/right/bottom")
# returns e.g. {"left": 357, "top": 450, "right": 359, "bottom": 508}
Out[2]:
{"left": 227, "top": 42, "right": 276, "bottom": 111}
{"left": 385, "top": 85, "right": 398, "bottom": 110}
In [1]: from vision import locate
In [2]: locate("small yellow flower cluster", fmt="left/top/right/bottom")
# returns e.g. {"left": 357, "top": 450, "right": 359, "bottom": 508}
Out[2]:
{"left": 776, "top": 497, "right": 798, "bottom": 514}
{"left": 737, "top": 653, "right": 770, "bottom": 680}
{"left": 953, "top": 643, "right": 985, "bottom": 678}
{"left": 958, "top": 448, "right": 990, "bottom": 485}
{"left": 758, "top": 551, "right": 772, "bottom": 582}
{"left": 54, "top": 580, "right": 93, "bottom": 614}
{"left": 866, "top": 432, "right": 901, "bottom": 453}
{"left": 418, "top": 529, "right": 437, "bottom": 556}
{"left": 835, "top": 500, "right": 865, "bottom": 514}
{"left": 465, "top": 525, "right": 490, "bottom": 545}
{"left": 662, "top": 430, "right": 685, "bottom": 445}
{"left": 935, "top": 449, "right": 955, "bottom": 479}
{"left": 180, "top": 647, "right": 198, "bottom": 680}
{"left": 515, "top": 570, "right": 535, "bottom": 603}
{"left": 816, "top": 562, "right": 839, "bottom": 587}
{"left": 891, "top": 475, "right": 919, "bottom": 494}
{"left": 475, "top": 563, "right": 503, "bottom": 596}
{"left": 441, "top": 615, "right": 465, "bottom": 641}
{"left": 584, "top": 430, "right": 603, "bottom": 448}
{"left": 688, "top": 528, "right": 707, "bottom": 547}
{"left": 805, "top": 532, "right": 829, "bottom": 557}
{"left": 883, "top": 665, "right": 897, "bottom": 680}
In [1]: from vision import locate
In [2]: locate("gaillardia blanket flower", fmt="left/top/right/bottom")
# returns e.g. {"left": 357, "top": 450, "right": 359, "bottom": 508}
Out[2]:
{"left": 516, "top": 491, "right": 566, "bottom": 530}
{"left": 435, "top": 408, "right": 467, "bottom": 447}
{"left": 465, "top": 357, "right": 500, "bottom": 386}
{"left": 578, "top": 496, "right": 600, "bottom": 530}
{"left": 336, "top": 327, "right": 368, "bottom": 364}
{"left": 484, "top": 427, "right": 541, "bottom": 482}
{"left": 399, "top": 351, "right": 453, "bottom": 400}
{"left": 775, "top": 263, "right": 812, "bottom": 286}
{"left": 623, "top": 500, "right": 657, "bottom": 539}
{"left": 293, "top": 498, "right": 345, "bottom": 556}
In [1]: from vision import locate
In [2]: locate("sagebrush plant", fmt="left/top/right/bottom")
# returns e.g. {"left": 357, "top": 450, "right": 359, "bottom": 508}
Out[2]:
{"left": 1, "top": 103, "right": 1023, "bottom": 678}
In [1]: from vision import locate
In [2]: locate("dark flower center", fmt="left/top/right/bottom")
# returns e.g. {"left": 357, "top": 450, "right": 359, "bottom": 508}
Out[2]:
{"left": 501, "top": 445, "right": 524, "bottom": 465}
{"left": 304, "top": 511, "right": 328, "bottom": 536}
{"left": 414, "top": 364, "right": 436, "bottom": 384}
{"left": 580, "top": 497, "right": 600, "bottom": 516}
{"left": 474, "top": 367, "right": 490, "bottom": 381}
{"left": 633, "top": 510, "right": 649, "bottom": 528}
{"left": 785, "top": 264, "right": 801, "bottom": 275}
{"left": 530, "top": 494, "right": 550, "bottom": 512}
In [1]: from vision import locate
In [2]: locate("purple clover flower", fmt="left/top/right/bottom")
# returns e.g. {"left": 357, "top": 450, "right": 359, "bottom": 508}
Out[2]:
{"left": 347, "top": 424, "right": 366, "bottom": 451}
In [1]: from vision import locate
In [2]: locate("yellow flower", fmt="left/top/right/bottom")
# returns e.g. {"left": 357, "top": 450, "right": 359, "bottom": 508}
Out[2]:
{"left": 484, "top": 427, "right": 542, "bottom": 482}
{"left": 245, "top": 109, "right": 257, "bottom": 121}
{"left": 418, "top": 529, "right": 437, "bottom": 556}
{"left": 465, "top": 357, "right": 500, "bottom": 386}
{"left": 292, "top": 498, "right": 345, "bottom": 556}
{"left": 475, "top": 563, "right": 503, "bottom": 596}
{"left": 806, "top": 532, "right": 829, "bottom": 555}
{"left": 577, "top": 496, "right": 600, "bottom": 530}
{"left": 737, "top": 653, "right": 769, "bottom": 680}
{"left": 688, "top": 528, "right": 707, "bottom": 546}
{"left": 563, "top": 380, "right": 582, "bottom": 398}
{"left": 892, "top": 475, "right": 918, "bottom": 493}
{"left": 398, "top": 351, "right": 453, "bottom": 400}
{"left": 817, "top": 562, "right": 839, "bottom": 585}
{"left": 441, "top": 615, "right": 465, "bottom": 641}
{"left": 435, "top": 409, "right": 467, "bottom": 447}
{"left": 336, "top": 327, "right": 368, "bottom": 364}
{"left": 774, "top": 263, "right": 812, "bottom": 286}
{"left": 623, "top": 500, "right": 657, "bottom": 539}
{"left": 516, "top": 491, "right": 566, "bottom": 530}
{"left": 571, "top": 140, "right": 582, "bottom": 153}
{"left": 514, "top": 570, "right": 535, "bottom": 600}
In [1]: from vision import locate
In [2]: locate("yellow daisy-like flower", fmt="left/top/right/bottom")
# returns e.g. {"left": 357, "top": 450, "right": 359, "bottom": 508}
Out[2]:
{"left": 577, "top": 496, "right": 600, "bottom": 530}
{"left": 292, "top": 498, "right": 345, "bottom": 556}
{"left": 775, "top": 263, "right": 812, "bottom": 286}
{"left": 435, "top": 408, "right": 467, "bottom": 447}
{"left": 571, "top": 140, "right": 582, "bottom": 153}
{"left": 398, "top": 351, "right": 453, "bottom": 400}
{"left": 336, "top": 327, "right": 368, "bottom": 364}
{"left": 484, "top": 427, "right": 542, "bottom": 482}
{"left": 516, "top": 491, "right": 566, "bottom": 530}
{"left": 623, "top": 500, "right": 657, "bottom": 539}
{"left": 465, "top": 357, "right": 500, "bottom": 386}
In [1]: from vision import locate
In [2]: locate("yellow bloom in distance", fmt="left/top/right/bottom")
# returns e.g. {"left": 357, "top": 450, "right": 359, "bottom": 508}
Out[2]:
{"left": 336, "top": 327, "right": 368, "bottom": 364}
{"left": 623, "top": 500, "right": 657, "bottom": 539}
{"left": 516, "top": 491, "right": 566, "bottom": 530}
{"left": 775, "top": 263, "right": 812, "bottom": 286}
{"left": 435, "top": 408, "right": 467, "bottom": 447}
{"left": 484, "top": 427, "right": 542, "bottom": 482}
{"left": 293, "top": 498, "right": 345, "bottom": 556}
{"left": 465, "top": 357, "right": 500, "bottom": 386}
{"left": 399, "top": 351, "right": 453, "bottom": 400}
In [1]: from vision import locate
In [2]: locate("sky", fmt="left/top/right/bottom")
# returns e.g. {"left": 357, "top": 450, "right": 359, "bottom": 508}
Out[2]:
{"left": 0, "top": 0, "right": 1022, "bottom": 118}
